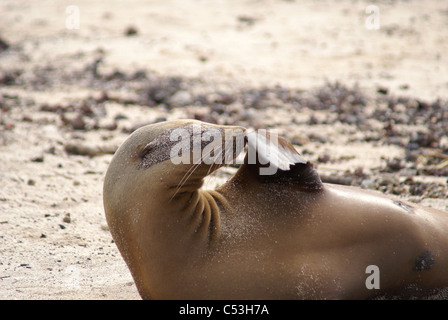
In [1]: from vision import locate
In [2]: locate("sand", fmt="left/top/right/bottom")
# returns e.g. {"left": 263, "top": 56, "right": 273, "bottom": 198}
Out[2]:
{"left": 0, "top": 0, "right": 447, "bottom": 300}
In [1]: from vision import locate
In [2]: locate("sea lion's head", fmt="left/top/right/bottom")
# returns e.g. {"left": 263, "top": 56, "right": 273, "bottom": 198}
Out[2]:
{"left": 104, "top": 119, "right": 246, "bottom": 192}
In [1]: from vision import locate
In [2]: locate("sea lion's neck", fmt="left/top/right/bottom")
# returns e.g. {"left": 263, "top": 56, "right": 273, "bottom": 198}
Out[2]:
{"left": 178, "top": 188, "right": 229, "bottom": 244}
{"left": 153, "top": 162, "right": 230, "bottom": 248}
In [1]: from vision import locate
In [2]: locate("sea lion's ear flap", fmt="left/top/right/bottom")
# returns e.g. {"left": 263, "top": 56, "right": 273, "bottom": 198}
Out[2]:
{"left": 246, "top": 130, "right": 307, "bottom": 171}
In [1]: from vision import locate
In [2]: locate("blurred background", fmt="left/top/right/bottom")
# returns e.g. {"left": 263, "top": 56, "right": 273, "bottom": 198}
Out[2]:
{"left": 0, "top": 0, "right": 447, "bottom": 299}
{"left": 1, "top": 0, "right": 447, "bottom": 98}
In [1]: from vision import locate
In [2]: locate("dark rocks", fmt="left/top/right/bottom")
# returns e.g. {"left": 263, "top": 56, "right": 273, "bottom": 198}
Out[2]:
{"left": 306, "top": 81, "right": 367, "bottom": 112}
{"left": 0, "top": 70, "right": 22, "bottom": 86}
{"left": 145, "top": 76, "right": 184, "bottom": 107}
{"left": 124, "top": 26, "right": 138, "bottom": 36}
{"left": 3, "top": 55, "right": 446, "bottom": 201}
{"left": 0, "top": 36, "right": 9, "bottom": 52}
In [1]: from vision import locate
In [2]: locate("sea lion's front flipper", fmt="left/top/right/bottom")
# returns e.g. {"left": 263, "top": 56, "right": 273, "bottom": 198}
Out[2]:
{"left": 246, "top": 130, "right": 322, "bottom": 191}
{"left": 246, "top": 130, "right": 306, "bottom": 171}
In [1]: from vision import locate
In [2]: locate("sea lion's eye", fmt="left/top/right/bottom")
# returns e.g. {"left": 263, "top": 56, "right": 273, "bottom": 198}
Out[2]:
{"left": 139, "top": 140, "right": 158, "bottom": 158}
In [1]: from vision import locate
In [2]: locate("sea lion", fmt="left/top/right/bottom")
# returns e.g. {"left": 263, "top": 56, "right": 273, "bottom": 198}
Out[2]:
{"left": 103, "top": 119, "right": 448, "bottom": 299}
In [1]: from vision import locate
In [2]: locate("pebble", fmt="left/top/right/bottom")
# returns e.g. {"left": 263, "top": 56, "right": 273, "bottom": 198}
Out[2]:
{"left": 361, "top": 179, "right": 375, "bottom": 189}
{"left": 0, "top": 36, "right": 9, "bottom": 51}
{"left": 31, "top": 156, "right": 44, "bottom": 163}
{"left": 124, "top": 26, "right": 138, "bottom": 36}
{"left": 167, "top": 90, "right": 193, "bottom": 108}
{"left": 378, "top": 175, "right": 398, "bottom": 187}
{"left": 63, "top": 213, "right": 71, "bottom": 223}
{"left": 289, "top": 134, "right": 309, "bottom": 146}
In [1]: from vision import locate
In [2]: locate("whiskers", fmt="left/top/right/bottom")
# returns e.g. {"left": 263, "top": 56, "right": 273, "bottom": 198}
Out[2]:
{"left": 170, "top": 158, "right": 202, "bottom": 201}
{"left": 169, "top": 132, "right": 247, "bottom": 201}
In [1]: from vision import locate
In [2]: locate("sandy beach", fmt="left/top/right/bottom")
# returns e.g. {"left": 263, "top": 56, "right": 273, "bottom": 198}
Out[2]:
{"left": 1, "top": 0, "right": 447, "bottom": 300}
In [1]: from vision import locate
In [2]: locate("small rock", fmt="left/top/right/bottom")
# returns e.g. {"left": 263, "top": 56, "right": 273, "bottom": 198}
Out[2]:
{"left": 378, "top": 175, "right": 398, "bottom": 187}
{"left": 237, "top": 15, "right": 258, "bottom": 26}
{"left": 21, "top": 115, "right": 33, "bottom": 122}
{"left": 71, "top": 114, "right": 87, "bottom": 130}
{"left": 31, "top": 155, "right": 44, "bottom": 163}
{"left": 353, "top": 167, "right": 364, "bottom": 178}
{"left": 154, "top": 116, "right": 167, "bottom": 123}
{"left": 61, "top": 113, "right": 86, "bottom": 130}
{"left": 114, "top": 114, "right": 128, "bottom": 121}
{"left": 45, "top": 146, "right": 56, "bottom": 155}
{"left": 0, "top": 70, "right": 21, "bottom": 86}
{"left": 198, "top": 55, "right": 208, "bottom": 63}
{"left": 361, "top": 179, "right": 375, "bottom": 189}
{"left": 320, "top": 174, "right": 355, "bottom": 186}
{"left": 308, "top": 115, "right": 319, "bottom": 125}
{"left": 318, "top": 153, "right": 331, "bottom": 164}
{"left": 63, "top": 213, "right": 71, "bottom": 223}
{"left": 289, "top": 134, "right": 309, "bottom": 146}
{"left": 377, "top": 87, "right": 388, "bottom": 95}
{"left": 64, "top": 142, "right": 117, "bottom": 157}
{"left": 409, "top": 183, "right": 429, "bottom": 196}
{"left": 386, "top": 158, "right": 404, "bottom": 172}
{"left": 124, "top": 26, "right": 138, "bottom": 36}
{"left": 0, "top": 36, "right": 9, "bottom": 52}
{"left": 102, "top": 122, "right": 118, "bottom": 131}
{"left": 308, "top": 133, "right": 327, "bottom": 144}
{"left": 167, "top": 90, "right": 193, "bottom": 108}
